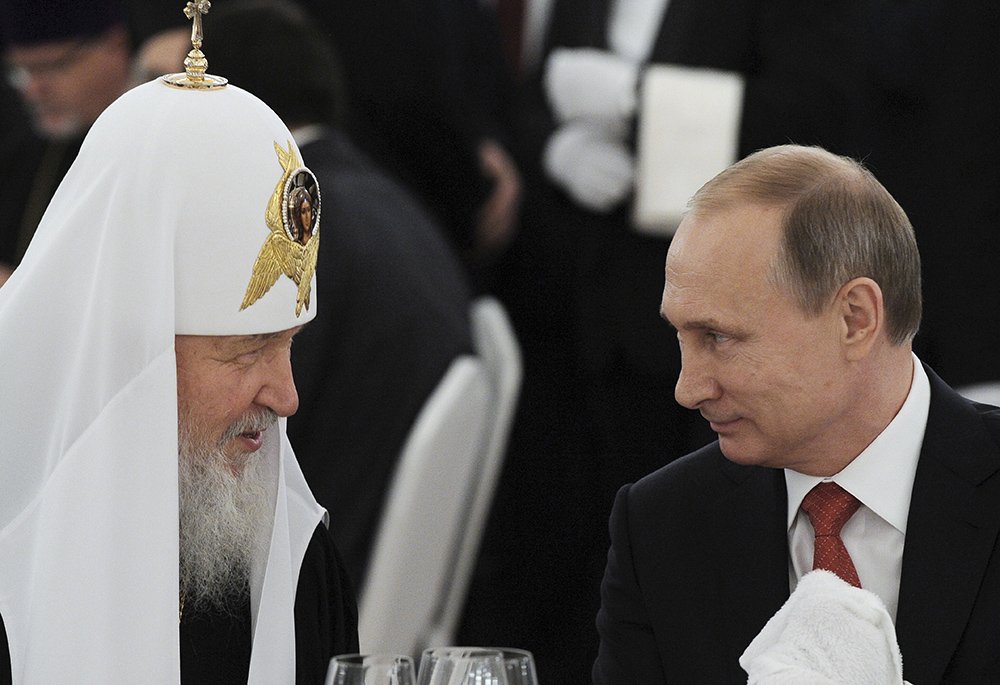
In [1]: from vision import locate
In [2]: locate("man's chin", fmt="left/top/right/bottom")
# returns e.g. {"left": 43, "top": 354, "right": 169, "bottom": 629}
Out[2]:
{"left": 178, "top": 440, "right": 270, "bottom": 616}
{"left": 718, "top": 436, "right": 769, "bottom": 468}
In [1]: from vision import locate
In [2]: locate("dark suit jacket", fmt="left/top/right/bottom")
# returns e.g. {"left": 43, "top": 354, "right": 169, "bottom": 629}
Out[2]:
{"left": 593, "top": 365, "right": 1000, "bottom": 684}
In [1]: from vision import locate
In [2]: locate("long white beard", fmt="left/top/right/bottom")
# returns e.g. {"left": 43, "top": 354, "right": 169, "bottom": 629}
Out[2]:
{"left": 178, "top": 410, "right": 276, "bottom": 615}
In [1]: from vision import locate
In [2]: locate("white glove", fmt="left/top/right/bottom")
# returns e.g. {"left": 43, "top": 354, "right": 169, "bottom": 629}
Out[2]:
{"left": 740, "top": 570, "right": 906, "bottom": 685}
{"left": 543, "top": 123, "right": 635, "bottom": 213}
{"left": 544, "top": 47, "right": 639, "bottom": 135}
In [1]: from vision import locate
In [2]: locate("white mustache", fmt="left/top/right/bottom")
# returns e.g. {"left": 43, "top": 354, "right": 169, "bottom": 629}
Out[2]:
{"left": 217, "top": 408, "right": 278, "bottom": 448}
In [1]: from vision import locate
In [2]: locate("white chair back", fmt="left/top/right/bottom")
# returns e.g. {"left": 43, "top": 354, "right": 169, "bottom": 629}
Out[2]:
{"left": 358, "top": 297, "right": 522, "bottom": 656}
{"left": 358, "top": 355, "right": 492, "bottom": 654}
{"left": 424, "top": 296, "right": 523, "bottom": 648}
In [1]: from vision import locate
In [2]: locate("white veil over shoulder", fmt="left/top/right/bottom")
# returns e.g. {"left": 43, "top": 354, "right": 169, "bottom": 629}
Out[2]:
{"left": 0, "top": 79, "right": 323, "bottom": 684}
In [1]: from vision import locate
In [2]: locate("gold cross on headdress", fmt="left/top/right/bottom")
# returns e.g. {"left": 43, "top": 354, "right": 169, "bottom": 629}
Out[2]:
{"left": 184, "top": 1, "right": 211, "bottom": 49}
{"left": 163, "top": 0, "right": 226, "bottom": 89}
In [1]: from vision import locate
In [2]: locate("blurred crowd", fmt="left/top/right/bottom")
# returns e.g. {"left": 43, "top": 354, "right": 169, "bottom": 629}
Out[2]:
{"left": 1, "top": 0, "right": 997, "bottom": 683}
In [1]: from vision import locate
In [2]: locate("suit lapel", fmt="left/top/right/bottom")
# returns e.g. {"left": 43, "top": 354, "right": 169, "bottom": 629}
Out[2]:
{"left": 704, "top": 460, "right": 790, "bottom": 678}
{"left": 896, "top": 367, "right": 1000, "bottom": 683}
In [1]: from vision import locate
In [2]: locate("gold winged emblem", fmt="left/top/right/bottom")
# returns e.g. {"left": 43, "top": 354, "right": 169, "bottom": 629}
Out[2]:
{"left": 240, "top": 140, "right": 321, "bottom": 315}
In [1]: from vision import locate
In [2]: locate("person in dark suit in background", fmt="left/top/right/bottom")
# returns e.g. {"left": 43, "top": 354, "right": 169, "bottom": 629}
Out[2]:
{"left": 195, "top": 0, "right": 476, "bottom": 591}
{"left": 594, "top": 144, "right": 1000, "bottom": 684}
{"left": 296, "top": 0, "right": 523, "bottom": 286}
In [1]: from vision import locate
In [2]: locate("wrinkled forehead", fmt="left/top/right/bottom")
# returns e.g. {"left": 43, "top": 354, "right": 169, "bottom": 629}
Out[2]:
{"left": 79, "top": 80, "right": 319, "bottom": 335}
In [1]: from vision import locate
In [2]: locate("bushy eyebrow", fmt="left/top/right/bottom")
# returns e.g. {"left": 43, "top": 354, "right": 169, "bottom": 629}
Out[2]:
{"left": 214, "top": 325, "right": 309, "bottom": 355}
{"left": 241, "top": 332, "right": 284, "bottom": 344}
{"left": 677, "top": 318, "right": 727, "bottom": 332}
{"left": 232, "top": 323, "right": 309, "bottom": 346}
{"left": 659, "top": 307, "right": 726, "bottom": 332}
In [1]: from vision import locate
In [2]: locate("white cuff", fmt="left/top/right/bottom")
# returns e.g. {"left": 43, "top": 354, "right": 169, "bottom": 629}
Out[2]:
{"left": 543, "top": 123, "right": 635, "bottom": 213}
{"left": 544, "top": 47, "right": 639, "bottom": 134}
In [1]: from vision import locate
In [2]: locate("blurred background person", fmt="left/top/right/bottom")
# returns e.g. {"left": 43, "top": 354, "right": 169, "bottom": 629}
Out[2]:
{"left": 129, "top": 0, "right": 522, "bottom": 289}
{"left": 305, "top": 0, "right": 523, "bottom": 286}
{"left": 135, "top": 0, "right": 479, "bottom": 593}
{"left": 0, "top": 0, "right": 133, "bottom": 283}
{"left": 463, "top": 1, "right": 878, "bottom": 682}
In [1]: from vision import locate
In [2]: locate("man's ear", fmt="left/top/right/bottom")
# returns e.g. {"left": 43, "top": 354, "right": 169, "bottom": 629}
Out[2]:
{"left": 835, "top": 277, "right": 883, "bottom": 361}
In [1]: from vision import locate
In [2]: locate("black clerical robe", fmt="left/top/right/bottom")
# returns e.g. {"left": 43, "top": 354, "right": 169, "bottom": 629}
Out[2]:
{"left": 0, "top": 524, "right": 359, "bottom": 685}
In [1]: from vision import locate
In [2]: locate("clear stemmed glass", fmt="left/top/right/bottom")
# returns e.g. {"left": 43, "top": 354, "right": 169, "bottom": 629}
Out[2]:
{"left": 326, "top": 653, "right": 417, "bottom": 685}
{"left": 417, "top": 647, "right": 509, "bottom": 685}
{"left": 496, "top": 648, "right": 539, "bottom": 685}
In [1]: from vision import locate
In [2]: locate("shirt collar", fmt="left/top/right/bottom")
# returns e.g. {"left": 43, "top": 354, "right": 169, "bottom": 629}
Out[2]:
{"left": 785, "top": 354, "right": 930, "bottom": 533}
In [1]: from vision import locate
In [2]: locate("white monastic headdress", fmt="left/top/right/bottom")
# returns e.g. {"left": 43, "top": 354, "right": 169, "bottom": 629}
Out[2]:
{"left": 0, "top": 35, "right": 325, "bottom": 682}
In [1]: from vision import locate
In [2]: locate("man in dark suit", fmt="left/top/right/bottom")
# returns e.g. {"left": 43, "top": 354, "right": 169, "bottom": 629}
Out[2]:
{"left": 593, "top": 145, "right": 1000, "bottom": 684}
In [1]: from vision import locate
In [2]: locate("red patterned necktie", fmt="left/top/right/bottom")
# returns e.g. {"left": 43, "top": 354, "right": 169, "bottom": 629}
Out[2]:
{"left": 800, "top": 481, "right": 863, "bottom": 588}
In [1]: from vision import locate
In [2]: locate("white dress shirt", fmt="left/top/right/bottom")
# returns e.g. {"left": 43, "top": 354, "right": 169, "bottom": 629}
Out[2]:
{"left": 785, "top": 355, "right": 930, "bottom": 621}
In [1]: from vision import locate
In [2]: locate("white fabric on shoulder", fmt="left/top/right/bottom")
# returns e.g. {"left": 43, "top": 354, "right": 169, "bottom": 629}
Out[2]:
{"left": 544, "top": 47, "right": 639, "bottom": 134}
{"left": 543, "top": 122, "right": 635, "bottom": 212}
{"left": 740, "top": 570, "right": 906, "bottom": 685}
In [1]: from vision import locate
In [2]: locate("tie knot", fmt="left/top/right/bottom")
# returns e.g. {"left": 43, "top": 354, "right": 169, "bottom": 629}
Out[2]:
{"left": 801, "top": 482, "right": 861, "bottom": 537}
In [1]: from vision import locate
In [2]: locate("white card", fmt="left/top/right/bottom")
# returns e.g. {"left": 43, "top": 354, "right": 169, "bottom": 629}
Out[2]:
{"left": 632, "top": 64, "right": 745, "bottom": 237}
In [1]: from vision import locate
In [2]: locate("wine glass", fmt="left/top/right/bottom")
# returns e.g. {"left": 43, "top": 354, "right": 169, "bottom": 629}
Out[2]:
{"left": 326, "top": 653, "right": 417, "bottom": 685}
{"left": 417, "top": 647, "right": 509, "bottom": 685}
{"left": 497, "top": 648, "right": 539, "bottom": 685}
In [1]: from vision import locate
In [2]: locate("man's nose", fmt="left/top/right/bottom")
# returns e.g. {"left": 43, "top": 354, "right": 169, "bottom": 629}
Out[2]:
{"left": 256, "top": 351, "right": 299, "bottom": 418}
{"left": 674, "top": 353, "right": 721, "bottom": 409}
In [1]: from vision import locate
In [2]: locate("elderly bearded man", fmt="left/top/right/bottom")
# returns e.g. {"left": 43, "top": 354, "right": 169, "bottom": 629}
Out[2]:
{"left": 0, "top": 22, "right": 358, "bottom": 685}
{"left": 592, "top": 145, "right": 1000, "bottom": 684}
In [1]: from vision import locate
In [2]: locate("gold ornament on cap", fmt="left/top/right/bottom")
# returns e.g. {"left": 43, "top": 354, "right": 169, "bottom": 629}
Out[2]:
{"left": 241, "top": 141, "right": 321, "bottom": 316}
{"left": 162, "top": 1, "right": 228, "bottom": 89}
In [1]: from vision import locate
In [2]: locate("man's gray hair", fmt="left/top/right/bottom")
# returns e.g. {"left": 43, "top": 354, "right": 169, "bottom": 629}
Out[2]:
{"left": 688, "top": 145, "right": 921, "bottom": 345}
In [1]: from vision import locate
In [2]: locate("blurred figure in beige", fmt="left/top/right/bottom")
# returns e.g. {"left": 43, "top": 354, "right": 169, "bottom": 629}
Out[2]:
{"left": 0, "top": 0, "right": 133, "bottom": 285}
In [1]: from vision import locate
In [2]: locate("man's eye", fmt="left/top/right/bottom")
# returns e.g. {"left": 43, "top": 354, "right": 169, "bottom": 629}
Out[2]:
{"left": 708, "top": 332, "right": 731, "bottom": 344}
{"left": 229, "top": 348, "right": 264, "bottom": 365}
